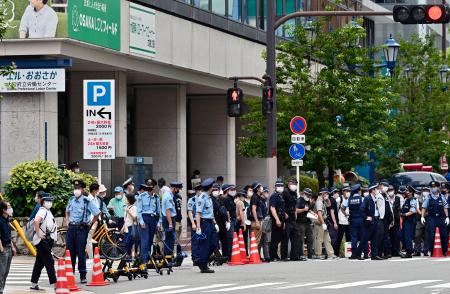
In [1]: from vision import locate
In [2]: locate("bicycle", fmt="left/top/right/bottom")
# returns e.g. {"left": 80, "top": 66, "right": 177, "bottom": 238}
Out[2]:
{"left": 92, "top": 221, "right": 127, "bottom": 260}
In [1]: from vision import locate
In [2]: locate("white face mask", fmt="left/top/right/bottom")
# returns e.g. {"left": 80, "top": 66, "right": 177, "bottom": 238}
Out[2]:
{"left": 323, "top": 194, "right": 329, "bottom": 200}
{"left": 431, "top": 188, "right": 440, "bottom": 194}
{"left": 74, "top": 168, "right": 80, "bottom": 173}
{"left": 43, "top": 201, "right": 52, "bottom": 209}
{"left": 289, "top": 185, "right": 297, "bottom": 192}
{"left": 99, "top": 192, "right": 106, "bottom": 198}
{"left": 276, "top": 187, "right": 284, "bottom": 193}
{"left": 6, "top": 208, "right": 13, "bottom": 217}
{"left": 247, "top": 191, "right": 254, "bottom": 197}
{"left": 344, "top": 192, "right": 350, "bottom": 198}
{"left": 229, "top": 190, "right": 237, "bottom": 197}
{"left": 422, "top": 191, "right": 430, "bottom": 197}
{"left": 363, "top": 192, "right": 369, "bottom": 197}
{"left": 258, "top": 186, "right": 264, "bottom": 193}
{"left": 304, "top": 196, "right": 310, "bottom": 201}
{"left": 382, "top": 187, "right": 388, "bottom": 193}
{"left": 115, "top": 194, "right": 123, "bottom": 200}
{"left": 73, "top": 189, "right": 82, "bottom": 198}
{"left": 333, "top": 192, "right": 340, "bottom": 198}
{"left": 212, "top": 191, "right": 220, "bottom": 197}
{"left": 388, "top": 191, "right": 395, "bottom": 197}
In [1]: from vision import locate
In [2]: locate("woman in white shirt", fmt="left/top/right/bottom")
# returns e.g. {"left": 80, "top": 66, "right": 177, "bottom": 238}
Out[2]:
{"left": 122, "top": 194, "right": 138, "bottom": 257}
{"left": 30, "top": 193, "right": 57, "bottom": 291}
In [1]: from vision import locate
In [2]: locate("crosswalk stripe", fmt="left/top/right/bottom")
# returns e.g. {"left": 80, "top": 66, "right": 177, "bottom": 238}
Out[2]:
{"left": 314, "top": 280, "right": 389, "bottom": 289}
{"left": 370, "top": 280, "right": 441, "bottom": 289}
{"left": 158, "top": 284, "right": 236, "bottom": 294}
{"left": 6, "top": 281, "right": 33, "bottom": 285}
{"left": 119, "top": 286, "right": 188, "bottom": 294}
{"left": 273, "top": 281, "right": 336, "bottom": 290}
{"left": 389, "top": 258, "right": 426, "bottom": 262}
{"left": 7, "top": 274, "right": 36, "bottom": 277}
{"left": 431, "top": 258, "right": 450, "bottom": 262}
{"left": 204, "top": 283, "right": 286, "bottom": 292}
{"left": 426, "top": 283, "right": 450, "bottom": 288}
{"left": 6, "top": 277, "right": 31, "bottom": 280}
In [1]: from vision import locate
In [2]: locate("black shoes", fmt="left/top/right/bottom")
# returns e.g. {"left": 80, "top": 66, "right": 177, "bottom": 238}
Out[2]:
{"left": 371, "top": 256, "right": 383, "bottom": 260}
{"left": 199, "top": 264, "right": 215, "bottom": 273}
{"left": 401, "top": 253, "right": 412, "bottom": 258}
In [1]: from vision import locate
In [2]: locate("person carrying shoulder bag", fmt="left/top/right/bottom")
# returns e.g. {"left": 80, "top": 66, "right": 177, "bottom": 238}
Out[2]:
{"left": 123, "top": 194, "right": 139, "bottom": 258}
{"left": 30, "top": 193, "right": 57, "bottom": 291}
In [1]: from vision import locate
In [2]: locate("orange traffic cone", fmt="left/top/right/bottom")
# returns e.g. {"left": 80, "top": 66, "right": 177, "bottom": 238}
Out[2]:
{"left": 228, "top": 232, "right": 244, "bottom": 266}
{"left": 64, "top": 250, "right": 80, "bottom": 292}
{"left": 56, "top": 258, "right": 69, "bottom": 294}
{"left": 87, "top": 247, "right": 109, "bottom": 286}
{"left": 432, "top": 227, "right": 444, "bottom": 258}
{"left": 238, "top": 229, "right": 249, "bottom": 264}
{"left": 249, "top": 231, "right": 262, "bottom": 264}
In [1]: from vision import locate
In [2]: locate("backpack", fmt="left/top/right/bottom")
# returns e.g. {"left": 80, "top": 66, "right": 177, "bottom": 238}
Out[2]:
{"left": 25, "top": 208, "right": 49, "bottom": 242}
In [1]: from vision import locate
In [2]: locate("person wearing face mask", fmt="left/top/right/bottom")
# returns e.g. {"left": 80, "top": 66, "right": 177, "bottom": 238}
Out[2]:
{"left": 376, "top": 181, "right": 394, "bottom": 259}
{"left": 65, "top": 180, "right": 100, "bottom": 283}
{"left": 413, "top": 186, "right": 429, "bottom": 257}
{"left": 219, "top": 184, "right": 237, "bottom": 260}
{"left": 296, "top": 188, "right": 314, "bottom": 261}
{"left": 172, "top": 183, "right": 184, "bottom": 260}
{"left": 312, "top": 188, "right": 336, "bottom": 259}
{"left": 343, "top": 184, "right": 363, "bottom": 259}
{"left": 235, "top": 190, "right": 247, "bottom": 236}
{"left": 69, "top": 161, "right": 80, "bottom": 173}
{"left": 357, "top": 184, "right": 383, "bottom": 260}
{"left": 260, "top": 187, "right": 271, "bottom": 261}
{"left": 29, "top": 191, "right": 45, "bottom": 220}
{"left": 327, "top": 187, "right": 340, "bottom": 250}
{"left": 399, "top": 186, "right": 418, "bottom": 258}
{"left": 242, "top": 185, "right": 253, "bottom": 254}
{"left": 0, "top": 200, "right": 16, "bottom": 294}
{"left": 421, "top": 181, "right": 449, "bottom": 257}
{"left": 108, "top": 187, "right": 127, "bottom": 230}
{"left": 250, "top": 182, "right": 265, "bottom": 254}
{"left": 30, "top": 194, "right": 57, "bottom": 291}
{"left": 280, "top": 178, "right": 300, "bottom": 261}
{"left": 123, "top": 178, "right": 136, "bottom": 197}
{"left": 187, "top": 186, "right": 200, "bottom": 265}
{"left": 210, "top": 184, "right": 227, "bottom": 259}
{"left": 334, "top": 186, "right": 351, "bottom": 257}
{"left": 159, "top": 182, "right": 182, "bottom": 257}
{"left": 86, "top": 183, "right": 110, "bottom": 259}
{"left": 195, "top": 178, "right": 219, "bottom": 273}
{"left": 387, "top": 185, "right": 402, "bottom": 257}
{"left": 269, "top": 180, "right": 287, "bottom": 261}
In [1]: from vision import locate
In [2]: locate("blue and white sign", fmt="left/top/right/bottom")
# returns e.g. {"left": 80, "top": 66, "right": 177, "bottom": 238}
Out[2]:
{"left": 83, "top": 80, "right": 115, "bottom": 160}
{"left": 289, "top": 144, "right": 305, "bottom": 160}
{"left": 0, "top": 68, "right": 65, "bottom": 92}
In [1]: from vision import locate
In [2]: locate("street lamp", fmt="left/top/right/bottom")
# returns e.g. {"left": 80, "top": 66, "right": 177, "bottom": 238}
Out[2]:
{"left": 304, "top": 17, "right": 315, "bottom": 67}
{"left": 383, "top": 35, "right": 400, "bottom": 77}
{"left": 347, "top": 18, "right": 363, "bottom": 47}
{"left": 439, "top": 64, "right": 449, "bottom": 83}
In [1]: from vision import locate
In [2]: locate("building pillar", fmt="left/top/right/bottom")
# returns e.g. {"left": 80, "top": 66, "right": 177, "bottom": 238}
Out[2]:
{"left": 0, "top": 92, "right": 58, "bottom": 185}
{"left": 176, "top": 85, "right": 188, "bottom": 237}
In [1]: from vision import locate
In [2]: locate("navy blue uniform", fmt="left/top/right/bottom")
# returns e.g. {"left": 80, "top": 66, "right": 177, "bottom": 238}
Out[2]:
{"left": 357, "top": 195, "right": 378, "bottom": 258}
{"left": 423, "top": 194, "right": 448, "bottom": 254}
{"left": 401, "top": 197, "right": 417, "bottom": 254}
{"left": 196, "top": 193, "right": 219, "bottom": 265}
{"left": 345, "top": 194, "right": 364, "bottom": 257}
{"left": 269, "top": 192, "right": 285, "bottom": 260}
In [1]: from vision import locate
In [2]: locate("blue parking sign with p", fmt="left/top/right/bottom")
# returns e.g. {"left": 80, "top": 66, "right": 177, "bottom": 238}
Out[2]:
{"left": 87, "top": 81, "right": 112, "bottom": 106}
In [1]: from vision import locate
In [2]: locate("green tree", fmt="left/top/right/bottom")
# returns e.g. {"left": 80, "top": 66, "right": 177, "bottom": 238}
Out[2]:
{"left": 377, "top": 34, "right": 450, "bottom": 178}
{"left": 238, "top": 19, "right": 393, "bottom": 186}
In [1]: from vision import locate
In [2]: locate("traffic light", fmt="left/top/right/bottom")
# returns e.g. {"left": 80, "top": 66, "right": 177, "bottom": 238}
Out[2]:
{"left": 227, "top": 87, "right": 243, "bottom": 117}
{"left": 262, "top": 85, "right": 274, "bottom": 115}
{"left": 393, "top": 5, "right": 450, "bottom": 24}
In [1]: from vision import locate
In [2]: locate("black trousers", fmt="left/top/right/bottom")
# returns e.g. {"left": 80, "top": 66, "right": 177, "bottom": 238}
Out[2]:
{"left": 31, "top": 239, "right": 56, "bottom": 285}
{"left": 334, "top": 224, "right": 350, "bottom": 256}
{"left": 297, "top": 222, "right": 314, "bottom": 257}
{"left": 269, "top": 222, "right": 284, "bottom": 260}
{"left": 218, "top": 224, "right": 230, "bottom": 259}
{"left": 389, "top": 222, "right": 401, "bottom": 256}
{"left": 376, "top": 220, "right": 386, "bottom": 257}
{"left": 281, "top": 220, "right": 299, "bottom": 260}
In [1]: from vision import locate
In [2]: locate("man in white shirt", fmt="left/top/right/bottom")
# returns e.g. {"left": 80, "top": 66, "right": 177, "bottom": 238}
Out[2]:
{"left": 19, "top": 0, "right": 58, "bottom": 39}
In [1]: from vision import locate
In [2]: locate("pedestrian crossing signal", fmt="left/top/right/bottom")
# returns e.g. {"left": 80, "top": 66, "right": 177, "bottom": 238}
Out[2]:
{"left": 262, "top": 86, "right": 274, "bottom": 115}
{"left": 393, "top": 5, "right": 450, "bottom": 24}
{"left": 227, "top": 88, "right": 243, "bottom": 117}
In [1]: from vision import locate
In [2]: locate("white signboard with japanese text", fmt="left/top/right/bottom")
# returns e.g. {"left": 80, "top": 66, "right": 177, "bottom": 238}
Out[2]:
{"left": 0, "top": 68, "right": 65, "bottom": 92}
{"left": 83, "top": 80, "right": 115, "bottom": 160}
{"left": 129, "top": 2, "right": 156, "bottom": 58}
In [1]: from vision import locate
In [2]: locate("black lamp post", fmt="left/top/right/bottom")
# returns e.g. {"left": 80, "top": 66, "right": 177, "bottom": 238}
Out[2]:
{"left": 383, "top": 35, "right": 400, "bottom": 78}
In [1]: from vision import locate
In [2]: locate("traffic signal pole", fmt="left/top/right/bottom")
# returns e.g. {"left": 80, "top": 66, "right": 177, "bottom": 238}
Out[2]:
{"left": 265, "top": 6, "right": 393, "bottom": 188}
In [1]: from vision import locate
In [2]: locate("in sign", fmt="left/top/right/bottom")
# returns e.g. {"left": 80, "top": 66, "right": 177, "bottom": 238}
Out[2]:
{"left": 290, "top": 116, "right": 307, "bottom": 135}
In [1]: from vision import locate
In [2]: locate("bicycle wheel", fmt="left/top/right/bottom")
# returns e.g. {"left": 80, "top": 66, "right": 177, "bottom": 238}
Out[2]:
{"left": 99, "top": 230, "right": 127, "bottom": 260}
{"left": 53, "top": 227, "right": 67, "bottom": 258}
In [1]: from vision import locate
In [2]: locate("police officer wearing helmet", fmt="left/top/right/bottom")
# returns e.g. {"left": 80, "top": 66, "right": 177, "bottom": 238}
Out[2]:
{"left": 296, "top": 188, "right": 314, "bottom": 260}
{"left": 357, "top": 183, "right": 382, "bottom": 260}
{"left": 161, "top": 181, "right": 182, "bottom": 257}
{"left": 343, "top": 184, "right": 363, "bottom": 259}
{"left": 269, "top": 179, "right": 286, "bottom": 261}
{"left": 281, "top": 178, "right": 300, "bottom": 260}
{"left": 195, "top": 178, "right": 219, "bottom": 273}
{"left": 421, "top": 181, "right": 449, "bottom": 256}
{"left": 65, "top": 180, "right": 100, "bottom": 283}
{"left": 400, "top": 186, "right": 418, "bottom": 258}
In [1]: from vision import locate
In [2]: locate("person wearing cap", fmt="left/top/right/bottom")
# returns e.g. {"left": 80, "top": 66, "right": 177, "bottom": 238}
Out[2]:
{"left": 334, "top": 186, "right": 351, "bottom": 257}
{"left": 328, "top": 187, "right": 340, "bottom": 250}
{"left": 187, "top": 187, "right": 200, "bottom": 265}
{"left": 387, "top": 185, "right": 402, "bottom": 257}
{"left": 30, "top": 194, "right": 57, "bottom": 291}
{"left": 260, "top": 187, "right": 270, "bottom": 261}
{"left": 172, "top": 183, "right": 184, "bottom": 259}
{"left": 249, "top": 181, "right": 265, "bottom": 253}
{"left": 399, "top": 186, "right": 418, "bottom": 258}
{"left": 210, "top": 183, "right": 226, "bottom": 257}
{"left": 280, "top": 178, "right": 300, "bottom": 260}
{"left": 65, "top": 180, "right": 100, "bottom": 283}
{"left": 86, "top": 183, "right": 110, "bottom": 259}
{"left": 269, "top": 179, "right": 286, "bottom": 261}
{"left": 69, "top": 161, "right": 80, "bottom": 173}
{"left": 357, "top": 183, "right": 383, "bottom": 260}
{"left": 195, "top": 178, "right": 219, "bottom": 273}
{"left": 29, "top": 191, "right": 46, "bottom": 220}
{"left": 421, "top": 181, "right": 449, "bottom": 256}
{"left": 313, "top": 188, "right": 336, "bottom": 259}
{"left": 219, "top": 184, "right": 237, "bottom": 260}
{"left": 108, "top": 186, "right": 127, "bottom": 230}
{"left": 123, "top": 178, "right": 135, "bottom": 196}
{"left": 160, "top": 182, "right": 182, "bottom": 257}
{"left": 375, "top": 181, "right": 394, "bottom": 259}
{"left": 296, "top": 188, "right": 314, "bottom": 260}
{"left": 343, "top": 184, "right": 364, "bottom": 259}
{"left": 137, "top": 183, "right": 161, "bottom": 265}
{"left": 235, "top": 189, "right": 247, "bottom": 236}
{"left": 413, "top": 186, "right": 429, "bottom": 257}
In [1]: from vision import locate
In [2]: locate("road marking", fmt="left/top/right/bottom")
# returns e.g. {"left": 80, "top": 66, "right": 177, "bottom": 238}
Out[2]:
{"left": 205, "top": 283, "right": 286, "bottom": 292}
{"left": 5, "top": 281, "right": 33, "bottom": 285}
{"left": 389, "top": 258, "right": 427, "bottom": 262}
{"left": 426, "top": 283, "right": 450, "bottom": 288}
{"left": 431, "top": 258, "right": 450, "bottom": 262}
{"left": 6, "top": 274, "right": 36, "bottom": 277}
{"left": 274, "top": 281, "right": 336, "bottom": 289}
{"left": 158, "top": 284, "right": 235, "bottom": 294}
{"left": 314, "top": 280, "right": 389, "bottom": 289}
{"left": 371, "top": 280, "right": 441, "bottom": 289}
{"left": 119, "top": 286, "right": 187, "bottom": 294}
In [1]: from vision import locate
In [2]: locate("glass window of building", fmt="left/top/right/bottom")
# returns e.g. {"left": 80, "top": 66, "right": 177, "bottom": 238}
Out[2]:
{"left": 212, "top": 0, "right": 226, "bottom": 15}
{"left": 228, "top": 0, "right": 242, "bottom": 21}
{"left": 177, "top": 0, "right": 191, "bottom": 3}
{"left": 193, "top": 0, "right": 210, "bottom": 10}
{"left": 244, "top": 0, "right": 257, "bottom": 27}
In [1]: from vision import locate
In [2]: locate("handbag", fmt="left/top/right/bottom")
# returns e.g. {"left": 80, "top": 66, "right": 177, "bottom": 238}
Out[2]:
{"left": 261, "top": 215, "right": 272, "bottom": 233}
{"left": 126, "top": 205, "right": 140, "bottom": 241}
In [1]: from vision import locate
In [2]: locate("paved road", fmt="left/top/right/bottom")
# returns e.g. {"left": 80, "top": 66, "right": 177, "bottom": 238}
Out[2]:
{"left": 5, "top": 256, "right": 450, "bottom": 294}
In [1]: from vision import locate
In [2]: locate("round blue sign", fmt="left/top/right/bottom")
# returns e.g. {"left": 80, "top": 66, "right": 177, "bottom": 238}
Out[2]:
{"left": 289, "top": 144, "right": 305, "bottom": 160}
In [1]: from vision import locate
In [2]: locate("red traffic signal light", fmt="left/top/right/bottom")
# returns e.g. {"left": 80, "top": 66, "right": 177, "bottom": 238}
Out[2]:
{"left": 227, "top": 87, "right": 243, "bottom": 117}
{"left": 262, "top": 86, "right": 274, "bottom": 115}
{"left": 393, "top": 5, "right": 450, "bottom": 24}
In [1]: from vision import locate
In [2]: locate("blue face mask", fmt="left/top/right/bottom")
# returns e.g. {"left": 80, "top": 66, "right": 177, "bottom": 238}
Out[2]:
{"left": 431, "top": 188, "right": 440, "bottom": 194}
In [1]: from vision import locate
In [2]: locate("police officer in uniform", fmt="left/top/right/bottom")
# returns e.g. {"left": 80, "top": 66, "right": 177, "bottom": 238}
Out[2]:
{"left": 296, "top": 188, "right": 314, "bottom": 260}
{"left": 414, "top": 186, "right": 429, "bottom": 256}
{"left": 196, "top": 178, "right": 219, "bottom": 273}
{"left": 65, "top": 180, "right": 100, "bottom": 283}
{"left": 388, "top": 185, "right": 402, "bottom": 257}
{"left": 344, "top": 184, "right": 363, "bottom": 259}
{"left": 281, "top": 178, "right": 300, "bottom": 260}
{"left": 219, "top": 184, "right": 237, "bottom": 260}
{"left": 421, "top": 181, "right": 449, "bottom": 256}
{"left": 173, "top": 185, "right": 183, "bottom": 259}
{"left": 269, "top": 179, "right": 286, "bottom": 261}
{"left": 161, "top": 182, "right": 182, "bottom": 257}
{"left": 400, "top": 186, "right": 418, "bottom": 258}
{"left": 187, "top": 186, "right": 200, "bottom": 265}
{"left": 123, "top": 178, "right": 135, "bottom": 197}
{"left": 357, "top": 183, "right": 382, "bottom": 260}
{"left": 137, "top": 183, "right": 160, "bottom": 266}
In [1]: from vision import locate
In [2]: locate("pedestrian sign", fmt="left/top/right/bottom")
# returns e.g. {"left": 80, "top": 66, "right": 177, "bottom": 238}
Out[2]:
{"left": 290, "top": 116, "right": 307, "bottom": 135}
{"left": 289, "top": 144, "right": 305, "bottom": 160}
